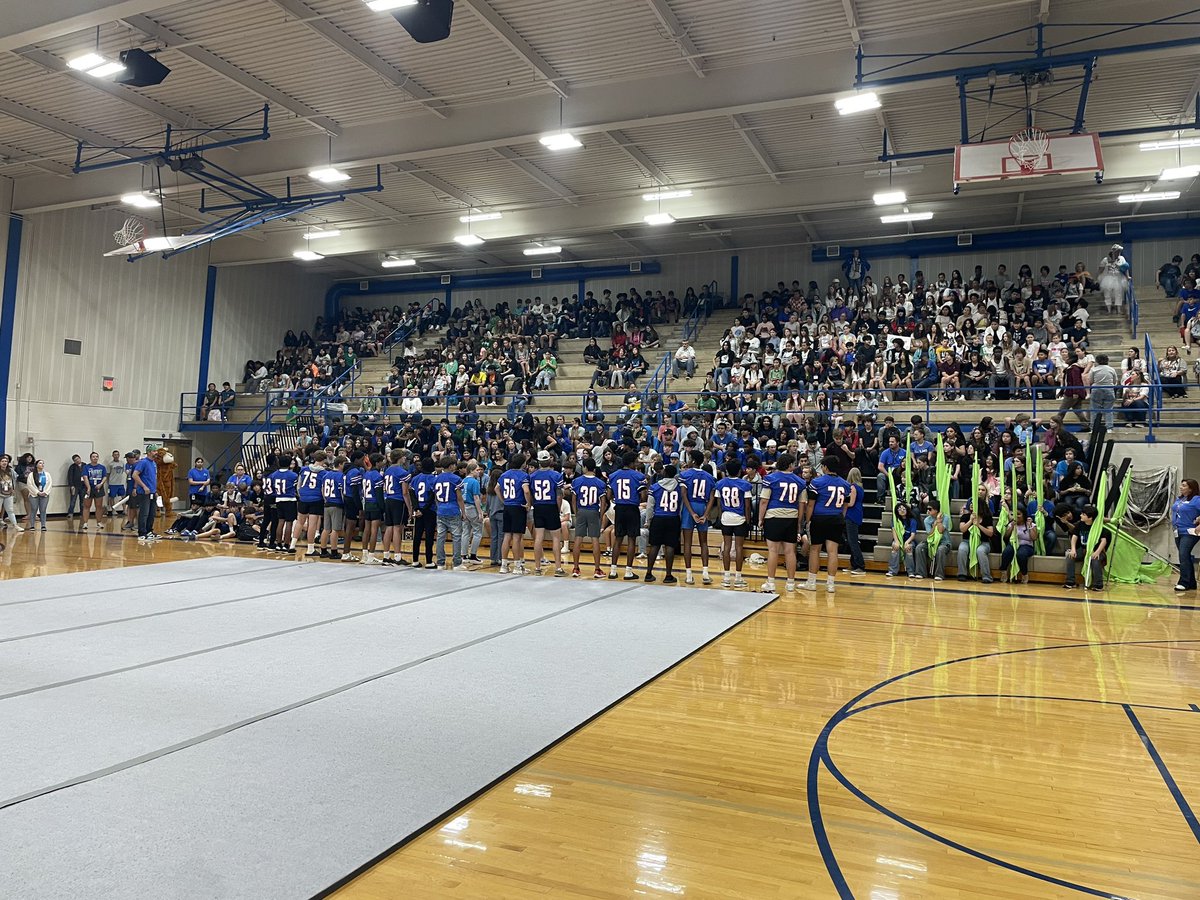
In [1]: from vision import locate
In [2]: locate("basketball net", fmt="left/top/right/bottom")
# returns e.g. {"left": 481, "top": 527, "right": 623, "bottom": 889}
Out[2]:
{"left": 1007, "top": 126, "right": 1050, "bottom": 175}
{"left": 114, "top": 217, "right": 146, "bottom": 247}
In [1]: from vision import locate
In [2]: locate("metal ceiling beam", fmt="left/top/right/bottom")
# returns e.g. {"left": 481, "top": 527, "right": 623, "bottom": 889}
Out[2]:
{"left": 730, "top": 113, "right": 781, "bottom": 181}
{"left": 459, "top": 0, "right": 569, "bottom": 99}
{"left": 795, "top": 212, "right": 822, "bottom": 243}
{"left": 13, "top": 47, "right": 217, "bottom": 132}
{"left": 604, "top": 130, "right": 672, "bottom": 185}
{"left": 490, "top": 147, "right": 579, "bottom": 204}
{"left": 393, "top": 161, "right": 483, "bottom": 209}
{"left": 120, "top": 14, "right": 343, "bottom": 136}
{"left": 346, "top": 192, "right": 409, "bottom": 225}
{"left": 0, "top": 1, "right": 167, "bottom": 52}
{"left": 262, "top": 0, "right": 449, "bottom": 119}
{"left": 840, "top": 0, "right": 862, "bottom": 46}
{"left": 0, "top": 96, "right": 140, "bottom": 161}
{"left": 644, "top": 0, "right": 705, "bottom": 78}
{"left": 610, "top": 230, "right": 651, "bottom": 254}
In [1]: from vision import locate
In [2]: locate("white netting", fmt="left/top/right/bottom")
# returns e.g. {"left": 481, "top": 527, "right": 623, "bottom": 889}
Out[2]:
{"left": 113, "top": 217, "right": 146, "bottom": 246}
{"left": 1007, "top": 126, "right": 1050, "bottom": 174}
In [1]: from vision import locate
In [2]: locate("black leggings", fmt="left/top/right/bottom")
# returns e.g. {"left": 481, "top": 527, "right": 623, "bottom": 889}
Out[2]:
{"left": 258, "top": 502, "right": 278, "bottom": 547}
{"left": 412, "top": 509, "right": 436, "bottom": 564}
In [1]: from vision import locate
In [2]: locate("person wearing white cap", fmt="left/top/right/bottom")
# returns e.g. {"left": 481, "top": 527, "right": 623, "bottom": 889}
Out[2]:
{"left": 1098, "top": 243, "right": 1130, "bottom": 314}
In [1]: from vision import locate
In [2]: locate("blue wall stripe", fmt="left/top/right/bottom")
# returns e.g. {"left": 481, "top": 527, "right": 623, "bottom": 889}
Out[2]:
{"left": 197, "top": 265, "right": 218, "bottom": 398}
{"left": 0, "top": 214, "right": 24, "bottom": 453}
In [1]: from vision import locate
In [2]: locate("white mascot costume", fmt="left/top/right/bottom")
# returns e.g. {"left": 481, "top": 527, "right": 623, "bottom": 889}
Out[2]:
{"left": 1098, "top": 243, "right": 1130, "bottom": 313}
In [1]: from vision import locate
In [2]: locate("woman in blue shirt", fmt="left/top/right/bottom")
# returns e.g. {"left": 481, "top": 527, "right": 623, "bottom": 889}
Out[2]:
{"left": 187, "top": 458, "right": 212, "bottom": 506}
{"left": 1173, "top": 479, "right": 1200, "bottom": 592}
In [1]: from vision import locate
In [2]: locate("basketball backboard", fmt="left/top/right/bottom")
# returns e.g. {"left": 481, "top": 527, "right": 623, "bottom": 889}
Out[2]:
{"left": 953, "top": 132, "right": 1103, "bottom": 187}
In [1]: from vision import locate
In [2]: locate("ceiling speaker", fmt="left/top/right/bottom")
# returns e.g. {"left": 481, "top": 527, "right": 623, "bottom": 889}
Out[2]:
{"left": 393, "top": 0, "right": 455, "bottom": 43}
{"left": 113, "top": 49, "right": 171, "bottom": 87}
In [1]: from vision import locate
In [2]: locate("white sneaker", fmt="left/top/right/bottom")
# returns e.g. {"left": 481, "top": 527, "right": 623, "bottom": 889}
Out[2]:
{"left": 684, "top": 571, "right": 695, "bottom": 585}
{"left": 722, "top": 572, "right": 733, "bottom": 587}
{"left": 701, "top": 572, "right": 713, "bottom": 585}
{"left": 802, "top": 578, "right": 817, "bottom": 592}
{"left": 499, "top": 562, "right": 510, "bottom": 574}
{"left": 760, "top": 580, "right": 776, "bottom": 593}
{"left": 826, "top": 578, "right": 836, "bottom": 593}
{"left": 454, "top": 564, "right": 471, "bottom": 571}
{"left": 785, "top": 580, "right": 795, "bottom": 592}
{"left": 733, "top": 574, "right": 748, "bottom": 589}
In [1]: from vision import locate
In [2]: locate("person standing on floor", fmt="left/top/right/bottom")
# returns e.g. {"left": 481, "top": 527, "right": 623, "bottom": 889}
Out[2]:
{"left": 707, "top": 458, "right": 753, "bottom": 590}
{"left": 1171, "top": 479, "right": 1200, "bottom": 592}
{"left": 530, "top": 451, "right": 567, "bottom": 577}
{"left": 80, "top": 451, "right": 108, "bottom": 531}
{"left": 296, "top": 451, "right": 326, "bottom": 558}
{"left": 608, "top": 453, "right": 647, "bottom": 581}
{"left": 106, "top": 450, "right": 127, "bottom": 516}
{"left": 497, "top": 453, "right": 532, "bottom": 575}
{"left": 268, "top": 455, "right": 298, "bottom": 553}
{"left": 0, "top": 455, "right": 24, "bottom": 532}
{"left": 757, "top": 453, "right": 805, "bottom": 595}
{"left": 844, "top": 468, "right": 866, "bottom": 576}
{"left": 410, "top": 457, "right": 438, "bottom": 568}
{"left": 460, "top": 461, "right": 485, "bottom": 567}
{"left": 1098, "top": 243, "right": 1130, "bottom": 313}
{"left": 805, "top": 457, "right": 851, "bottom": 594}
{"left": 1085, "top": 354, "right": 1118, "bottom": 432}
{"left": 130, "top": 450, "right": 158, "bottom": 541}
{"left": 318, "top": 456, "right": 347, "bottom": 560}
{"left": 570, "top": 457, "right": 608, "bottom": 579}
{"left": 485, "top": 457, "right": 507, "bottom": 569}
{"left": 26, "top": 460, "right": 52, "bottom": 531}
{"left": 679, "top": 450, "right": 716, "bottom": 585}
{"left": 359, "top": 454, "right": 386, "bottom": 565}
{"left": 66, "top": 454, "right": 84, "bottom": 520}
{"left": 433, "top": 454, "right": 466, "bottom": 570}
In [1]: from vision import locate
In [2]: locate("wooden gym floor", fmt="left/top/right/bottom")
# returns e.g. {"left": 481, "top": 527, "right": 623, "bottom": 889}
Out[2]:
{"left": 2, "top": 517, "right": 1198, "bottom": 899}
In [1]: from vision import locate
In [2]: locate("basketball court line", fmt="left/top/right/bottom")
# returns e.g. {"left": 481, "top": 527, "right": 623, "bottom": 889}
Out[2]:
{"left": 1123, "top": 705, "right": 1200, "bottom": 846}
{"left": 808, "top": 638, "right": 1200, "bottom": 899}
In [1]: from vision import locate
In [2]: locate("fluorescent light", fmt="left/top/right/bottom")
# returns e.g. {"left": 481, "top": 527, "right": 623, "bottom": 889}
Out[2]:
{"left": 120, "top": 191, "right": 159, "bottom": 209}
{"left": 1117, "top": 191, "right": 1180, "bottom": 203}
{"left": 454, "top": 234, "right": 485, "bottom": 246}
{"left": 642, "top": 189, "right": 692, "bottom": 202}
{"left": 644, "top": 213, "right": 676, "bottom": 226}
{"left": 382, "top": 256, "right": 417, "bottom": 268}
{"left": 1159, "top": 165, "right": 1200, "bottom": 181}
{"left": 302, "top": 228, "right": 342, "bottom": 240}
{"left": 459, "top": 212, "right": 502, "bottom": 223}
{"left": 308, "top": 166, "right": 351, "bottom": 183}
{"left": 67, "top": 52, "right": 125, "bottom": 78}
{"left": 141, "top": 236, "right": 174, "bottom": 252}
{"left": 365, "top": 0, "right": 417, "bottom": 9}
{"left": 524, "top": 245, "right": 562, "bottom": 256}
{"left": 836, "top": 92, "right": 881, "bottom": 115}
{"left": 873, "top": 190, "right": 907, "bottom": 205}
{"left": 1140, "top": 137, "right": 1200, "bottom": 151}
{"left": 293, "top": 249, "right": 325, "bottom": 261}
{"left": 539, "top": 132, "right": 583, "bottom": 151}
{"left": 881, "top": 211, "right": 933, "bottom": 223}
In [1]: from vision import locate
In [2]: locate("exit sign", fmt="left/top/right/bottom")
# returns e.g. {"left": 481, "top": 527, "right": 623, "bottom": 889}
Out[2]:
{"left": 102, "top": 376, "right": 115, "bottom": 392}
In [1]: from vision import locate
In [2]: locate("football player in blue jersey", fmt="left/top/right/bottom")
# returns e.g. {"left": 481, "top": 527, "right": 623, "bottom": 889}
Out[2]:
{"left": 804, "top": 456, "right": 852, "bottom": 593}
{"left": 678, "top": 449, "right": 716, "bottom": 585}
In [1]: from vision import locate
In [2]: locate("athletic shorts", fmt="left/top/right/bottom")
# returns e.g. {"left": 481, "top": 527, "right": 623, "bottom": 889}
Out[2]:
{"left": 384, "top": 498, "right": 407, "bottom": 527}
{"left": 763, "top": 517, "right": 799, "bottom": 543}
{"left": 503, "top": 505, "right": 528, "bottom": 534}
{"left": 276, "top": 501, "right": 297, "bottom": 522}
{"left": 532, "top": 505, "right": 561, "bottom": 531}
{"left": 87, "top": 486, "right": 104, "bottom": 500}
{"left": 363, "top": 501, "right": 383, "bottom": 522}
{"left": 810, "top": 514, "right": 845, "bottom": 546}
{"left": 297, "top": 499, "right": 323, "bottom": 517}
{"left": 343, "top": 497, "right": 362, "bottom": 520}
{"left": 575, "top": 508, "right": 602, "bottom": 539}
{"left": 323, "top": 505, "right": 346, "bottom": 532}
{"left": 614, "top": 504, "right": 642, "bottom": 539}
{"left": 720, "top": 520, "right": 750, "bottom": 538}
{"left": 681, "top": 505, "right": 709, "bottom": 531}
{"left": 108, "top": 485, "right": 126, "bottom": 498}
{"left": 648, "top": 515, "right": 682, "bottom": 551}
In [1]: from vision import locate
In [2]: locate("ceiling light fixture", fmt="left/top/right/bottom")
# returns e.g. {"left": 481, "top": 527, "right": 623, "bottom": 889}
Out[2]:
{"left": 539, "top": 132, "right": 582, "bottom": 151}
{"left": 524, "top": 245, "right": 562, "bottom": 256}
{"left": 1117, "top": 191, "right": 1180, "bottom": 203}
{"left": 364, "top": 0, "right": 418, "bottom": 10}
{"left": 121, "top": 191, "right": 160, "bottom": 209}
{"left": 302, "top": 227, "right": 342, "bottom": 240}
{"left": 1158, "top": 165, "right": 1200, "bottom": 181}
{"left": 308, "top": 166, "right": 351, "bottom": 184}
{"left": 873, "top": 190, "right": 907, "bottom": 205}
{"left": 645, "top": 212, "right": 676, "bottom": 226}
{"left": 1139, "top": 137, "right": 1200, "bottom": 151}
{"left": 454, "top": 233, "right": 485, "bottom": 246}
{"left": 881, "top": 211, "right": 934, "bottom": 223}
{"left": 835, "top": 92, "right": 881, "bottom": 115}
{"left": 67, "top": 51, "right": 126, "bottom": 78}
{"left": 642, "top": 189, "right": 693, "bottom": 202}
{"left": 382, "top": 256, "right": 417, "bottom": 268}
{"left": 459, "top": 211, "right": 502, "bottom": 223}
{"left": 293, "top": 249, "right": 325, "bottom": 261}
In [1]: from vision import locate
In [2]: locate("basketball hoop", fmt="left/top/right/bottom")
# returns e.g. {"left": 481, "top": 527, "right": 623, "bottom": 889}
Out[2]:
{"left": 1007, "top": 126, "right": 1050, "bottom": 175}
{"left": 113, "top": 217, "right": 146, "bottom": 247}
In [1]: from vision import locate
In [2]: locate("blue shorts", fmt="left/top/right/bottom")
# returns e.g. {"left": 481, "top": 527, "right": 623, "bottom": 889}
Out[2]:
{"left": 109, "top": 485, "right": 126, "bottom": 498}
{"left": 681, "top": 505, "right": 709, "bottom": 531}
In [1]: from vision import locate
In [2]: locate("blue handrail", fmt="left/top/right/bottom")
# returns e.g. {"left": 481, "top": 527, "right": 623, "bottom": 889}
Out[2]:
{"left": 1127, "top": 279, "right": 1139, "bottom": 338}
{"left": 318, "top": 298, "right": 437, "bottom": 400}
{"left": 1144, "top": 332, "right": 1162, "bottom": 428}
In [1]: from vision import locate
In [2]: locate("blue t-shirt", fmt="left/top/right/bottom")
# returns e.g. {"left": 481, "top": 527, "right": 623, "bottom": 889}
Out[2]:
{"left": 530, "top": 469, "right": 564, "bottom": 507}
{"left": 497, "top": 468, "right": 529, "bottom": 507}
{"left": 84, "top": 463, "right": 107, "bottom": 487}
{"left": 433, "top": 472, "right": 463, "bottom": 516}
{"left": 230, "top": 474, "right": 252, "bottom": 493}
{"left": 608, "top": 468, "right": 646, "bottom": 506}
{"left": 715, "top": 477, "right": 753, "bottom": 517}
{"left": 846, "top": 481, "right": 865, "bottom": 525}
{"left": 571, "top": 475, "right": 607, "bottom": 511}
{"left": 763, "top": 470, "right": 806, "bottom": 513}
{"left": 410, "top": 472, "right": 434, "bottom": 510}
{"left": 384, "top": 465, "right": 409, "bottom": 501}
{"left": 188, "top": 467, "right": 211, "bottom": 495}
{"left": 297, "top": 466, "right": 323, "bottom": 503}
{"left": 649, "top": 479, "right": 682, "bottom": 517}
{"left": 462, "top": 475, "right": 481, "bottom": 507}
{"left": 319, "top": 470, "right": 344, "bottom": 507}
{"left": 361, "top": 470, "right": 383, "bottom": 505}
{"left": 679, "top": 468, "right": 716, "bottom": 519}
{"left": 270, "top": 469, "right": 297, "bottom": 501}
{"left": 133, "top": 457, "right": 157, "bottom": 494}
{"left": 810, "top": 474, "right": 852, "bottom": 517}
{"left": 910, "top": 440, "right": 934, "bottom": 460}
{"left": 1171, "top": 496, "right": 1200, "bottom": 534}
{"left": 880, "top": 447, "right": 906, "bottom": 471}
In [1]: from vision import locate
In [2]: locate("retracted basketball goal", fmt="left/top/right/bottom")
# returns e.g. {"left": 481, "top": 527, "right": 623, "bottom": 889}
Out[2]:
{"left": 953, "top": 129, "right": 1103, "bottom": 188}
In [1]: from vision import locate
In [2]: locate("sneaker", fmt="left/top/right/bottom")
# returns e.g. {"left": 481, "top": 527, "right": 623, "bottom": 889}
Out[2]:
{"left": 1175, "top": 584, "right": 1187, "bottom": 592}
{"left": 81, "top": 523, "right": 89, "bottom": 531}
{"left": 328, "top": 551, "right": 343, "bottom": 561}
{"left": 342, "top": 554, "right": 359, "bottom": 562}
{"left": 701, "top": 573, "right": 713, "bottom": 585}
{"left": 934, "top": 575, "right": 944, "bottom": 582}
{"left": 722, "top": 572, "right": 733, "bottom": 587}
{"left": 684, "top": 571, "right": 695, "bottom": 585}
{"left": 554, "top": 567, "right": 567, "bottom": 577}
{"left": 826, "top": 579, "right": 836, "bottom": 593}
{"left": 801, "top": 578, "right": 816, "bottom": 592}
{"left": 760, "top": 580, "right": 776, "bottom": 593}
{"left": 644, "top": 572, "right": 656, "bottom": 583}
{"left": 499, "top": 562, "right": 510, "bottom": 574}
{"left": 608, "top": 569, "right": 618, "bottom": 579}
{"left": 886, "top": 571, "right": 895, "bottom": 577}
{"left": 454, "top": 564, "right": 471, "bottom": 571}
{"left": 571, "top": 567, "right": 581, "bottom": 578}
{"left": 593, "top": 569, "right": 605, "bottom": 579}
{"left": 362, "top": 554, "right": 382, "bottom": 566}
{"left": 147, "top": 533, "right": 160, "bottom": 541}
{"left": 849, "top": 568, "right": 866, "bottom": 576}
{"left": 306, "top": 549, "right": 320, "bottom": 558}
{"left": 624, "top": 571, "right": 640, "bottom": 581}
{"left": 319, "top": 549, "right": 330, "bottom": 558}
{"left": 425, "top": 563, "right": 438, "bottom": 569}
{"left": 785, "top": 580, "right": 795, "bottom": 592}
{"left": 733, "top": 575, "right": 748, "bottom": 589}
{"left": 380, "top": 558, "right": 395, "bottom": 567}
{"left": 663, "top": 575, "right": 678, "bottom": 584}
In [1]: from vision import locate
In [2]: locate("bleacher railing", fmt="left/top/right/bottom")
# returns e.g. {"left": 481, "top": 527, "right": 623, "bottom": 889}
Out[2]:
{"left": 316, "top": 298, "right": 437, "bottom": 401}
{"left": 1144, "top": 332, "right": 1163, "bottom": 425}
{"left": 1127, "top": 279, "right": 1139, "bottom": 339}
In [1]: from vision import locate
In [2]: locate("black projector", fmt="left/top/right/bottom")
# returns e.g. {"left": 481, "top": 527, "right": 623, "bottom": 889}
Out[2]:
{"left": 393, "top": 0, "right": 455, "bottom": 43}
{"left": 114, "top": 49, "right": 171, "bottom": 87}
